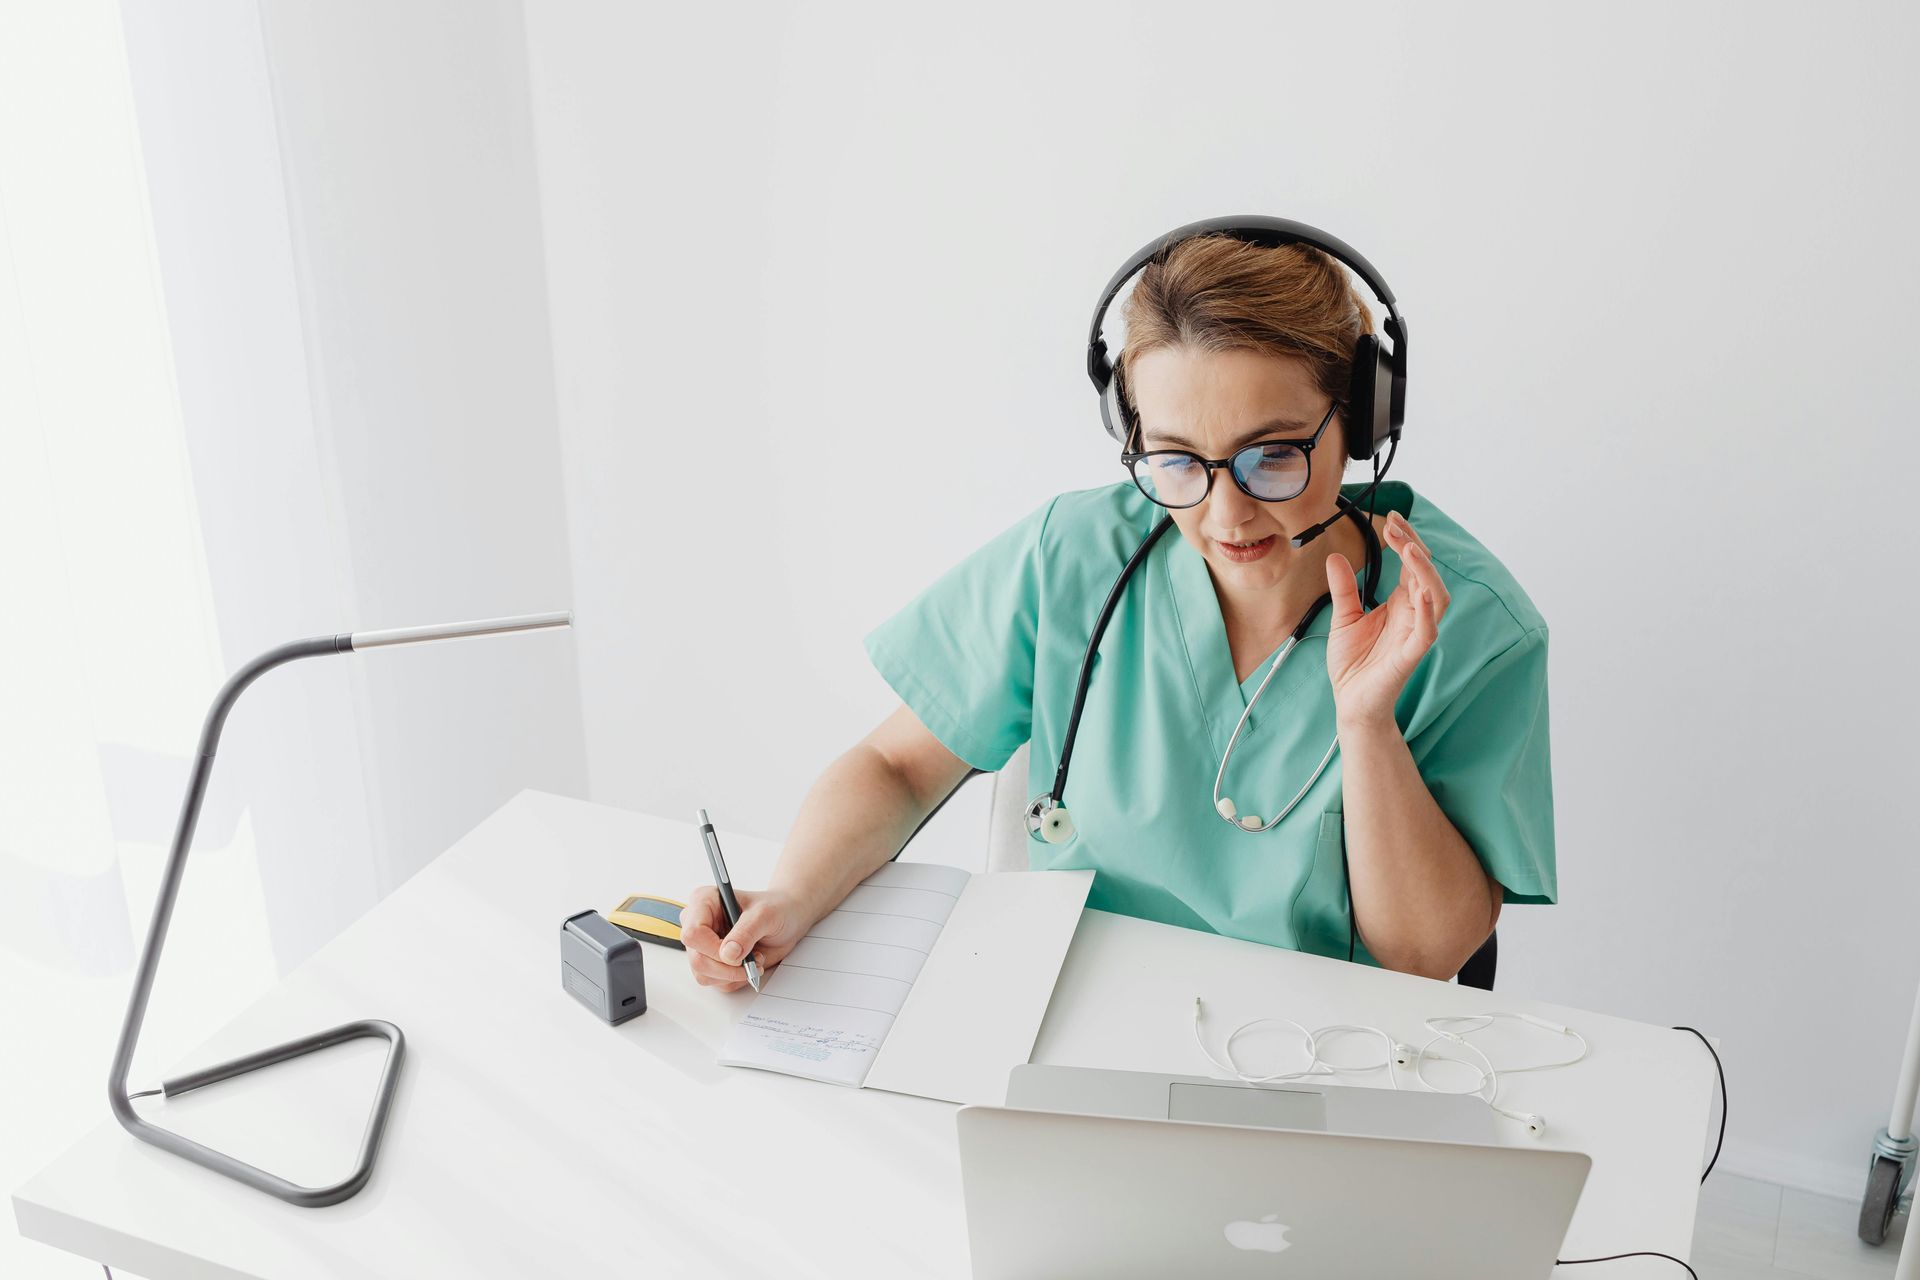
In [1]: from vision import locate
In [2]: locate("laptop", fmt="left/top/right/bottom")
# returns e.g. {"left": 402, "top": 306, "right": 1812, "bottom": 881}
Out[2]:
{"left": 959, "top": 1068, "right": 1590, "bottom": 1279}
{"left": 1006, "top": 1062, "right": 1500, "bottom": 1142}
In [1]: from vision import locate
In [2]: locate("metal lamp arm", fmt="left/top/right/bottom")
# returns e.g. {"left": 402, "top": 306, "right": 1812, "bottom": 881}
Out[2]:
{"left": 103, "top": 611, "right": 569, "bottom": 1207}
{"left": 102, "top": 634, "right": 403, "bottom": 1207}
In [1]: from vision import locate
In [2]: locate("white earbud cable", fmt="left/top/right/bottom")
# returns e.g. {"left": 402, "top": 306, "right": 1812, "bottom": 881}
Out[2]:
{"left": 1193, "top": 999, "right": 1586, "bottom": 1130}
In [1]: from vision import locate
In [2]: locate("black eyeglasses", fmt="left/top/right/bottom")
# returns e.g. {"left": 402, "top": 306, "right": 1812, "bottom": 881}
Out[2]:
{"left": 1121, "top": 400, "right": 1341, "bottom": 510}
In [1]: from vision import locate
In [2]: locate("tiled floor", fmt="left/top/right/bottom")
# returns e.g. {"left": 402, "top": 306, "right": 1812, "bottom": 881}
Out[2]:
{"left": 1693, "top": 1171, "right": 1913, "bottom": 1278}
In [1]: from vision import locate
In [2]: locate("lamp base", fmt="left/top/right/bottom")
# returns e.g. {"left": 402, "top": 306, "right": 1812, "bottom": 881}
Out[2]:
{"left": 116, "top": 1018, "right": 406, "bottom": 1207}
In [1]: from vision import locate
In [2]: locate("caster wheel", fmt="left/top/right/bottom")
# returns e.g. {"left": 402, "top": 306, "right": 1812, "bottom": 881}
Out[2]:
{"left": 1859, "top": 1153, "right": 1905, "bottom": 1245}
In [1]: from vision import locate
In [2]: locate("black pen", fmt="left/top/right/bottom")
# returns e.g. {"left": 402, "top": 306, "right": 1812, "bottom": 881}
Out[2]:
{"left": 697, "top": 808, "right": 763, "bottom": 993}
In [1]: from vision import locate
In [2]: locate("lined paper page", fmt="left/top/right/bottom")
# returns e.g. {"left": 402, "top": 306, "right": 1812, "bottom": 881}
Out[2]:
{"left": 718, "top": 861, "right": 970, "bottom": 1086}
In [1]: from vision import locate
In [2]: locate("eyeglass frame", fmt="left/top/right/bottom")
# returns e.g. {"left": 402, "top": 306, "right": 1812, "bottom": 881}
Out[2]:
{"left": 1119, "top": 398, "right": 1343, "bottom": 510}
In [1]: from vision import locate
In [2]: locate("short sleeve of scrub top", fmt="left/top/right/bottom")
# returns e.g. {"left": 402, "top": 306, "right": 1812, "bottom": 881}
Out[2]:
{"left": 861, "top": 497, "right": 1058, "bottom": 774}
{"left": 863, "top": 480, "right": 1556, "bottom": 966}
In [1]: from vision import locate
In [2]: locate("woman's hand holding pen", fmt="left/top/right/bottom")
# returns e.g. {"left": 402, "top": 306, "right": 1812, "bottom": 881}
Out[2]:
{"left": 680, "top": 886, "right": 808, "bottom": 992}
{"left": 683, "top": 712, "right": 969, "bottom": 994}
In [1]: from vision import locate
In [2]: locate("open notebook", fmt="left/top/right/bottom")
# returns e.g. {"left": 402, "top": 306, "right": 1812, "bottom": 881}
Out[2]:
{"left": 718, "top": 861, "right": 1093, "bottom": 1106}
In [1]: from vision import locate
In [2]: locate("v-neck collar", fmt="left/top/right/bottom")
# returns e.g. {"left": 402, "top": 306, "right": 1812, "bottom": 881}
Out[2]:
{"left": 1161, "top": 482, "right": 1413, "bottom": 753}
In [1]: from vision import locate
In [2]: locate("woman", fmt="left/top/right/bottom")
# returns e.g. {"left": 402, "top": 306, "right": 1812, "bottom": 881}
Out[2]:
{"left": 682, "top": 220, "right": 1555, "bottom": 986}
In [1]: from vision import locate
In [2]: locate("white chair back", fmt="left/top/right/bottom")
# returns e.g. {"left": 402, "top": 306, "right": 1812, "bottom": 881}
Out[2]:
{"left": 985, "top": 741, "right": 1034, "bottom": 872}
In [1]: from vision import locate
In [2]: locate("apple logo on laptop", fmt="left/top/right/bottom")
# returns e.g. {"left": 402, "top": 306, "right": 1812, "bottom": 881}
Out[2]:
{"left": 1224, "top": 1212, "right": 1293, "bottom": 1253}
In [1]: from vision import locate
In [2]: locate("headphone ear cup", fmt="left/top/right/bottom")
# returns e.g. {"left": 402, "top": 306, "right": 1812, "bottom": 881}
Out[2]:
{"left": 1100, "top": 359, "right": 1134, "bottom": 446}
{"left": 1345, "top": 333, "right": 1395, "bottom": 460}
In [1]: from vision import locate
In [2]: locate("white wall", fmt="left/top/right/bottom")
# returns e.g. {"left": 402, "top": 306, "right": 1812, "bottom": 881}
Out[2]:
{"left": 525, "top": 0, "right": 1920, "bottom": 1196}
{"left": 256, "top": 0, "right": 591, "bottom": 897}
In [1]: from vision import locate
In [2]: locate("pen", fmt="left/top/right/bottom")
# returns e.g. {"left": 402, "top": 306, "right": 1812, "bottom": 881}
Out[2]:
{"left": 697, "top": 808, "right": 763, "bottom": 993}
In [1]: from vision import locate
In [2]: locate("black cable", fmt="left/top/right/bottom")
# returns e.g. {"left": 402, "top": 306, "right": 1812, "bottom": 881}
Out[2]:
{"left": 1342, "top": 432, "right": 1395, "bottom": 535}
{"left": 1672, "top": 1025, "right": 1727, "bottom": 1183}
{"left": 1342, "top": 819, "right": 1355, "bottom": 963}
{"left": 1555, "top": 1251, "right": 1696, "bottom": 1278}
{"left": 1337, "top": 444, "right": 1390, "bottom": 967}
{"left": 1048, "top": 516, "right": 1175, "bottom": 807}
{"left": 1550, "top": 1026, "right": 1726, "bottom": 1276}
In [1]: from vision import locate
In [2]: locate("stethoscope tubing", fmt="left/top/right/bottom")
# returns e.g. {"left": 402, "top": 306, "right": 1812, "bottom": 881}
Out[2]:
{"left": 1044, "top": 514, "right": 1177, "bottom": 806}
{"left": 1210, "top": 629, "right": 1345, "bottom": 833}
{"left": 1036, "top": 495, "right": 1383, "bottom": 837}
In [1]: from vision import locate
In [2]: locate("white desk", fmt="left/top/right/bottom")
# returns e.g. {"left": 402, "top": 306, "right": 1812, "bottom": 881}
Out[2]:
{"left": 14, "top": 791, "right": 1716, "bottom": 1277}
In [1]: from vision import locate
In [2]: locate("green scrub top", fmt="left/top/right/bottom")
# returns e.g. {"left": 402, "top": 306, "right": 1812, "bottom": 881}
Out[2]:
{"left": 863, "top": 479, "right": 1556, "bottom": 966}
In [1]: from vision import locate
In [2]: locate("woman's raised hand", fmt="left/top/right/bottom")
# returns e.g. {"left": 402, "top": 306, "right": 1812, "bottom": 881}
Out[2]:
{"left": 1323, "top": 509, "right": 1449, "bottom": 728}
{"left": 680, "top": 885, "right": 809, "bottom": 992}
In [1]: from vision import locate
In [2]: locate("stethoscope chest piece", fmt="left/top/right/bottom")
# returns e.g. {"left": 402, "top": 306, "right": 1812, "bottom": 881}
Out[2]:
{"left": 1025, "top": 796, "right": 1076, "bottom": 844}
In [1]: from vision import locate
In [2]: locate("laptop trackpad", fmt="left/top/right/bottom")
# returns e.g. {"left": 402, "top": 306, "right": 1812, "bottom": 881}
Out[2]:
{"left": 1165, "top": 1081, "right": 1327, "bottom": 1130}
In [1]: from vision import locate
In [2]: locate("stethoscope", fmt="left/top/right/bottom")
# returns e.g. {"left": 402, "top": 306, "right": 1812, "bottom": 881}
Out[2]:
{"left": 1024, "top": 495, "right": 1382, "bottom": 845}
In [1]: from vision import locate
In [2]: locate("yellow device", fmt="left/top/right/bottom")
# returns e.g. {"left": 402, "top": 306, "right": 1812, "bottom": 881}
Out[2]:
{"left": 608, "top": 894, "right": 686, "bottom": 950}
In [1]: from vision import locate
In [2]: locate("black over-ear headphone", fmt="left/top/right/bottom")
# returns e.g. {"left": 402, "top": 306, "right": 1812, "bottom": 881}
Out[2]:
{"left": 1086, "top": 214, "right": 1407, "bottom": 462}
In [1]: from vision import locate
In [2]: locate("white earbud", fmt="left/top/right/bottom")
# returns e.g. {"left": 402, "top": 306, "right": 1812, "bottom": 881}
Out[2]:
{"left": 1393, "top": 1043, "right": 1416, "bottom": 1068}
{"left": 1237, "top": 814, "right": 1264, "bottom": 830}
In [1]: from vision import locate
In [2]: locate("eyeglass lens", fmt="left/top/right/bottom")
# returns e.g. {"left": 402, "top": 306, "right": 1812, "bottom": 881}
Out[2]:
{"left": 1130, "top": 441, "right": 1310, "bottom": 508}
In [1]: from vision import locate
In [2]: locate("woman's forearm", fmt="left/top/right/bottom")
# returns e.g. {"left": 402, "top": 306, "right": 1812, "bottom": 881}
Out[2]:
{"left": 764, "top": 742, "right": 939, "bottom": 928}
{"left": 1336, "top": 712, "right": 1500, "bottom": 979}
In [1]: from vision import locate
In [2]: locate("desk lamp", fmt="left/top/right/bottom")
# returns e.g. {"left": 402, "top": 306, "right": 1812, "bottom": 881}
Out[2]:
{"left": 105, "top": 611, "right": 573, "bottom": 1206}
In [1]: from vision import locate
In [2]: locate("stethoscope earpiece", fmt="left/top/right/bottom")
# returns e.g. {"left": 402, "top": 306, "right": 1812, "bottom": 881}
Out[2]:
{"left": 1217, "top": 796, "right": 1264, "bottom": 830}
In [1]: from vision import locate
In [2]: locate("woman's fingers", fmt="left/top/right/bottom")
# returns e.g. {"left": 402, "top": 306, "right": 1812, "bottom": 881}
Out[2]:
{"left": 689, "top": 950, "right": 749, "bottom": 988}
{"left": 1384, "top": 514, "right": 1448, "bottom": 620}
{"left": 1405, "top": 544, "right": 1449, "bottom": 618}
{"left": 1324, "top": 551, "right": 1365, "bottom": 629}
{"left": 1383, "top": 510, "right": 1430, "bottom": 564}
{"left": 680, "top": 886, "right": 722, "bottom": 939}
{"left": 1378, "top": 512, "right": 1444, "bottom": 667}
{"left": 682, "top": 885, "right": 750, "bottom": 987}
{"left": 1384, "top": 508, "right": 1423, "bottom": 550}
{"left": 718, "top": 899, "right": 781, "bottom": 966}
{"left": 1404, "top": 568, "right": 1439, "bottom": 658}
{"left": 686, "top": 929, "right": 749, "bottom": 986}
{"left": 681, "top": 919, "right": 724, "bottom": 958}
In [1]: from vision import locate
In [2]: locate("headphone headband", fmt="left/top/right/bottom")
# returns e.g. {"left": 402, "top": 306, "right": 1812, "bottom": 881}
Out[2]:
{"left": 1085, "top": 215, "right": 1408, "bottom": 459}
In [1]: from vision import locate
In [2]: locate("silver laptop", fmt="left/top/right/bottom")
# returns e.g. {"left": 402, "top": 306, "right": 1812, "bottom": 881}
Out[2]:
{"left": 1007, "top": 1062, "right": 1500, "bottom": 1142}
{"left": 960, "top": 1070, "right": 1589, "bottom": 1279}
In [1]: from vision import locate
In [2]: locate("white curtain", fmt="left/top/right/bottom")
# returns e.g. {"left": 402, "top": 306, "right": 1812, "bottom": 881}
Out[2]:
{"left": 3, "top": 8, "right": 588, "bottom": 1274}
{"left": 0, "top": 5, "right": 279, "bottom": 1273}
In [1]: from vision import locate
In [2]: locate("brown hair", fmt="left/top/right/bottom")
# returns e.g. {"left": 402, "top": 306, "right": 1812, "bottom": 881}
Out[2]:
{"left": 1117, "top": 234, "right": 1374, "bottom": 447}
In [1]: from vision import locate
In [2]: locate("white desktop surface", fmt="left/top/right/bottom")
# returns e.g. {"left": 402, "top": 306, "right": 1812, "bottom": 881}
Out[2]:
{"left": 14, "top": 790, "right": 1715, "bottom": 1278}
